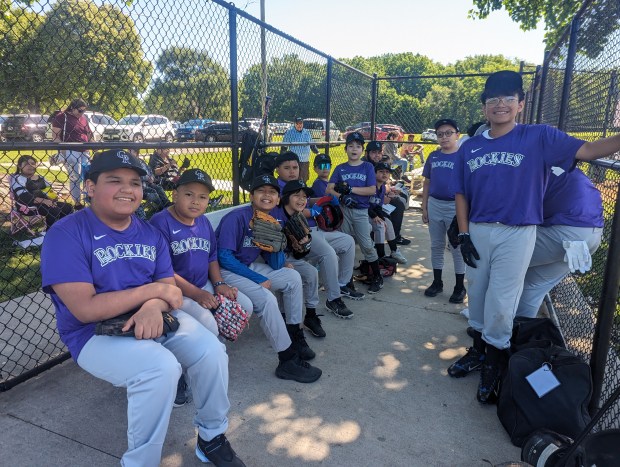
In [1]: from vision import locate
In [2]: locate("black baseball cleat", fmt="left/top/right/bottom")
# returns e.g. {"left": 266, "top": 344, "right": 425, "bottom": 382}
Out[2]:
{"left": 275, "top": 355, "right": 322, "bottom": 383}
{"left": 304, "top": 313, "right": 327, "bottom": 337}
{"left": 196, "top": 433, "right": 246, "bottom": 466}
{"left": 340, "top": 283, "right": 365, "bottom": 300}
{"left": 448, "top": 347, "right": 485, "bottom": 378}
{"left": 173, "top": 374, "right": 189, "bottom": 407}
{"left": 368, "top": 275, "right": 384, "bottom": 294}
{"left": 424, "top": 280, "right": 443, "bottom": 297}
{"left": 395, "top": 235, "right": 411, "bottom": 245}
{"left": 449, "top": 287, "right": 467, "bottom": 303}
{"left": 477, "top": 362, "right": 502, "bottom": 404}
{"left": 326, "top": 298, "right": 354, "bottom": 319}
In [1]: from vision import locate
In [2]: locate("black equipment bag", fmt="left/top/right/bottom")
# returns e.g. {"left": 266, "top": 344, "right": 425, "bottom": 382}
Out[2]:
{"left": 510, "top": 316, "right": 566, "bottom": 352}
{"left": 498, "top": 344, "right": 592, "bottom": 447}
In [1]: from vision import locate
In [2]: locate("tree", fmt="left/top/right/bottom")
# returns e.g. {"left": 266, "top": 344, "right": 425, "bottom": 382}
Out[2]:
{"left": 469, "top": 0, "right": 620, "bottom": 58}
{"left": 144, "top": 46, "right": 231, "bottom": 122}
{"left": 1, "top": 0, "right": 151, "bottom": 116}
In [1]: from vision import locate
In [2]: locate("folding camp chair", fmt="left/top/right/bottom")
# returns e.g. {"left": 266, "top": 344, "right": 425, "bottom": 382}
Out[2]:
{"left": 8, "top": 175, "right": 46, "bottom": 236}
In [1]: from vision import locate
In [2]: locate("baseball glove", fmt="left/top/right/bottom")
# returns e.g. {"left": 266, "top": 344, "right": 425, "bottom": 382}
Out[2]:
{"left": 314, "top": 196, "right": 344, "bottom": 232}
{"left": 334, "top": 181, "right": 352, "bottom": 195}
{"left": 283, "top": 212, "right": 312, "bottom": 256}
{"left": 250, "top": 209, "right": 287, "bottom": 252}
{"left": 211, "top": 293, "right": 250, "bottom": 342}
{"left": 95, "top": 310, "right": 180, "bottom": 337}
{"left": 447, "top": 216, "right": 460, "bottom": 249}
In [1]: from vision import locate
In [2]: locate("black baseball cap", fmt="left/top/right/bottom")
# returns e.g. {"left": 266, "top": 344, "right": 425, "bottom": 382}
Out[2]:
{"left": 434, "top": 118, "right": 459, "bottom": 132}
{"left": 314, "top": 153, "right": 331, "bottom": 166}
{"left": 366, "top": 141, "right": 382, "bottom": 153}
{"left": 176, "top": 168, "right": 215, "bottom": 192}
{"left": 88, "top": 149, "right": 146, "bottom": 180}
{"left": 250, "top": 174, "right": 280, "bottom": 193}
{"left": 375, "top": 161, "right": 392, "bottom": 173}
{"left": 282, "top": 179, "right": 314, "bottom": 197}
{"left": 276, "top": 151, "right": 300, "bottom": 166}
{"left": 484, "top": 70, "right": 523, "bottom": 96}
{"left": 294, "top": 117, "right": 303, "bottom": 123}
{"left": 346, "top": 131, "right": 365, "bottom": 145}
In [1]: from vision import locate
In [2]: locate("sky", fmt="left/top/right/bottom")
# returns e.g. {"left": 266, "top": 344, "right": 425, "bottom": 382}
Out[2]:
{"left": 242, "top": 0, "right": 547, "bottom": 66}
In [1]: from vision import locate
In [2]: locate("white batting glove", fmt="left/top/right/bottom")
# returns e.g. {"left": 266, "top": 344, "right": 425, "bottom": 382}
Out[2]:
{"left": 563, "top": 240, "right": 592, "bottom": 273}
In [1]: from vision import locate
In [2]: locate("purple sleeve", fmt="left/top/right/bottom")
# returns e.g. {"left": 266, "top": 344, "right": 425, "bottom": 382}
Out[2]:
{"left": 216, "top": 211, "right": 243, "bottom": 252}
{"left": 422, "top": 156, "right": 432, "bottom": 178}
{"left": 365, "top": 162, "right": 376, "bottom": 187}
{"left": 41, "top": 222, "right": 92, "bottom": 290}
{"left": 540, "top": 125, "right": 585, "bottom": 170}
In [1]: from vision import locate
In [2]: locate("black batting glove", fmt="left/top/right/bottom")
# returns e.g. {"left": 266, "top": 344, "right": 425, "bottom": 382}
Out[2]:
{"left": 459, "top": 233, "right": 480, "bottom": 268}
{"left": 334, "top": 181, "right": 352, "bottom": 195}
{"left": 339, "top": 194, "right": 358, "bottom": 208}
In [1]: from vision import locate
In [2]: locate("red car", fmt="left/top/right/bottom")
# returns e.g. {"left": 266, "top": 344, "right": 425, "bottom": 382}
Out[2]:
{"left": 344, "top": 124, "right": 405, "bottom": 141}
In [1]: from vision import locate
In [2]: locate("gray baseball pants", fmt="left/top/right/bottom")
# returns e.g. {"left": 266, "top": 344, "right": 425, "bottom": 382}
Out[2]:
{"left": 428, "top": 196, "right": 466, "bottom": 274}
{"left": 516, "top": 225, "right": 603, "bottom": 318}
{"left": 467, "top": 223, "right": 536, "bottom": 350}
{"left": 341, "top": 206, "right": 378, "bottom": 262}
{"left": 285, "top": 254, "right": 320, "bottom": 309}
{"left": 310, "top": 227, "right": 356, "bottom": 299}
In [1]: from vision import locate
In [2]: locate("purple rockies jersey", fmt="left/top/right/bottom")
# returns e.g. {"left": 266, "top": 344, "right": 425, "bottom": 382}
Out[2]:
{"left": 423, "top": 150, "right": 458, "bottom": 201}
{"left": 454, "top": 124, "right": 585, "bottom": 225}
{"left": 216, "top": 205, "right": 262, "bottom": 265}
{"left": 329, "top": 161, "right": 376, "bottom": 209}
{"left": 312, "top": 178, "right": 328, "bottom": 198}
{"left": 542, "top": 167, "right": 603, "bottom": 228}
{"left": 150, "top": 209, "right": 217, "bottom": 289}
{"left": 369, "top": 184, "right": 386, "bottom": 210}
{"left": 41, "top": 208, "right": 174, "bottom": 359}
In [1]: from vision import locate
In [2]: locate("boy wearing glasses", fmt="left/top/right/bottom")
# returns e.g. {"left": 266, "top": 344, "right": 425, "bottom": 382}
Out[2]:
{"left": 449, "top": 70, "right": 620, "bottom": 404}
{"left": 421, "top": 119, "right": 467, "bottom": 303}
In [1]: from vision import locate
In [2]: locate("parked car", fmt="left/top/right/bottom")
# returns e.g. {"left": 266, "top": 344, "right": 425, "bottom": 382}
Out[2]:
{"left": 103, "top": 114, "right": 175, "bottom": 142}
{"left": 176, "top": 119, "right": 214, "bottom": 141}
{"left": 45, "top": 111, "right": 117, "bottom": 142}
{"left": 1, "top": 114, "right": 49, "bottom": 142}
{"left": 270, "top": 122, "right": 291, "bottom": 135}
{"left": 302, "top": 118, "right": 341, "bottom": 142}
{"left": 421, "top": 128, "right": 437, "bottom": 142}
{"left": 344, "top": 123, "right": 405, "bottom": 141}
{"left": 344, "top": 121, "right": 370, "bottom": 132}
{"left": 0, "top": 115, "right": 8, "bottom": 142}
{"left": 194, "top": 122, "right": 248, "bottom": 142}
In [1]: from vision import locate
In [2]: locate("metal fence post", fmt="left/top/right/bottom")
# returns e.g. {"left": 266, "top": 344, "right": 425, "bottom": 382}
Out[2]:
{"left": 536, "top": 52, "right": 550, "bottom": 124}
{"left": 229, "top": 7, "right": 240, "bottom": 205}
{"left": 325, "top": 57, "right": 333, "bottom": 155}
{"left": 557, "top": 18, "right": 581, "bottom": 131}
{"left": 589, "top": 185, "right": 620, "bottom": 414}
{"left": 529, "top": 65, "right": 542, "bottom": 124}
{"left": 602, "top": 71, "right": 618, "bottom": 138}
{"left": 370, "top": 73, "right": 378, "bottom": 140}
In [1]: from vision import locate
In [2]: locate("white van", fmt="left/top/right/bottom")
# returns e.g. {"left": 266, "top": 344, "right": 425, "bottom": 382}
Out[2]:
{"left": 303, "top": 118, "right": 341, "bottom": 142}
{"left": 103, "top": 114, "right": 175, "bottom": 142}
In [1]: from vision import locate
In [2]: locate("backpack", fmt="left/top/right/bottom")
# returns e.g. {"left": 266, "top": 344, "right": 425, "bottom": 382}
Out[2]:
{"left": 497, "top": 344, "right": 592, "bottom": 447}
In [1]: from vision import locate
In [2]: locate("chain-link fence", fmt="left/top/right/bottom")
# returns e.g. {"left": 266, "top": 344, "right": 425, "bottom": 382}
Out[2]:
{"left": 0, "top": 0, "right": 374, "bottom": 390}
{"left": 520, "top": 0, "right": 620, "bottom": 430}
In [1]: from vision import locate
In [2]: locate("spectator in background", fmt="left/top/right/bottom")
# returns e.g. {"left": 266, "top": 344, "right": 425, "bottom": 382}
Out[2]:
{"left": 383, "top": 131, "right": 409, "bottom": 179}
{"left": 149, "top": 148, "right": 182, "bottom": 190}
{"left": 51, "top": 98, "right": 93, "bottom": 208}
{"left": 400, "top": 134, "right": 424, "bottom": 167}
{"left": 282, "top": 117, "right": 319, "bottom": 182}
{"left": 130, "top": 148, "right": 172, "bottom": 213}
{"left": 11, "top": 155, "right": 74, "bottom": 228}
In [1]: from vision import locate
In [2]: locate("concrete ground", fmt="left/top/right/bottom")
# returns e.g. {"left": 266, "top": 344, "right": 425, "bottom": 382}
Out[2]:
{"left": 0, "top": 210, "right": 522, "bottom": 466}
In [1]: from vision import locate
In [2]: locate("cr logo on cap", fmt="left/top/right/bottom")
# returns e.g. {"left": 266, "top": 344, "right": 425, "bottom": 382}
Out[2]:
{"left": 196, "top": 171, "right": 205, "bottom": 180}
{"left": 116, "top": 151, "right": 130, "bottom": 165}
{"left": 262, "top": 175, "right": 271, "bottom": 183}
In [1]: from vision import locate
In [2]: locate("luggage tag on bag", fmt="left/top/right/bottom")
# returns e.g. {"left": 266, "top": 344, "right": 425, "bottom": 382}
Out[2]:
{"left": 526, "top": 362, "right": 561, "bottom": 398}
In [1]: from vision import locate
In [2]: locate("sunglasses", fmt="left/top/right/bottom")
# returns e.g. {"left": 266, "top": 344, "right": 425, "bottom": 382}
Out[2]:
{"left": 317, "top": 163, "right": 331, "bottom": 170}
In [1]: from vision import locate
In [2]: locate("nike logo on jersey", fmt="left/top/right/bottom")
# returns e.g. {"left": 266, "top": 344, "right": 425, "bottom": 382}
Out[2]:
{"left": 550, "top": 166, "right": 565, "bottom": 176}
{"left": 94, "top": 234, "right": 106, "bottom": 240}
{"left": 471, "top": 147, "right": 483, "bottom": 153}
{"left": 172, "top": 229, "right": 182, "bottom": 234}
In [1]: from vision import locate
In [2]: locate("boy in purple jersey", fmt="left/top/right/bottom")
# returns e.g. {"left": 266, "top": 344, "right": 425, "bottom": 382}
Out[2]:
{"left": 311, "top": 153, "right": 331, "bottom": 198}
{"left": 150, "top": 168, "right": 254, "bottom": 406}
{"left": 41, "top": 150, "right": 245, "bottom": 466}
{"left": 216, "top": 175, "right": 322, "bottom": 383}
{"left": 276, "top": 151, "right": 361, "bottom": 320}
{"left": 516, "top": 168, "right": 603, "bottom": 318}
{"left": 421, "top": 118, "right": 467, "bottom": 303}
{"left": 450, "top": 70, "right": 620, "bottom": 404}
{"left": 327, "top": 131, "right": 383, "bottom": 293}
{"left": 369, "top": 162, "right": 407, "bottom": 264}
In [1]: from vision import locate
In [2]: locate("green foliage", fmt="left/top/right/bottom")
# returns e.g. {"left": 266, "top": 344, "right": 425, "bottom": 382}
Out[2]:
{"left": 469, "top": 0, "right": 620, "bottom": 58}
{"left": 144, "top": 46, "right": 231, "bottom": 122}
{"left": 0, "top": 0, "right": 152, "bottom": 116}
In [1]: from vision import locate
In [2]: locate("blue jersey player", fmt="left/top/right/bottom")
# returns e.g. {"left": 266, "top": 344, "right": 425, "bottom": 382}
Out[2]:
{"left": 449, "top": 70, "right": 620, "bottom": 404}
{"left": 41, "top": 150, "right": 245, "bottom": 466}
